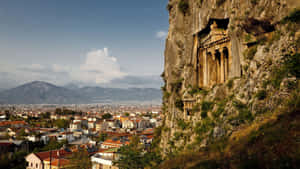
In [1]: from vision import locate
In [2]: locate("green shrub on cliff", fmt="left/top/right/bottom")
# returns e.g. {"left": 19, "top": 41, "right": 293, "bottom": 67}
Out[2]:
{"left": 232, "top": 100, "right": 253, "bottom": 123}
{"left": 175, "top": 98, "right": 184, "bottom": 111}
{"left": 201, "top": 101, "right": 214, "bottom": 118}
{"left": 195, "top": 118, "right": 215, "bottom": 135}
{"left": 281, "top": 8, "right": 300, "bottom": 24}
{"left": 177, "top": 119, "right": 189, "bottom": 130}
{"left": 270, "top": 53, "right": 300, "bottom": 89}
{"left": 244, "top": 45, "right": 257, "bottom": 60}
{"left": 171, "top": 79, "right": 183, "bottom": 93}
{"left": 250, "top": 0, "right": 259, "bottom": 5}
{"left": 216, "top": 0, "right": 226, "bottom": 6}
{"left": 188, "top": 87, "right": 206, "bottom": 96}
{"left": 213, "top": 100, "right": 226, "bottom": 117}
{"left": 227, "top": 79, "right": 234, "bottom": 89}
{"left": 178, "top": 0, "right": 189, "bottom": 14}
{"left": 255, "top": 90, "right": 267, "bottom": 100}
{"left": 283, "top": 53, "right": 300, "bottom": 78}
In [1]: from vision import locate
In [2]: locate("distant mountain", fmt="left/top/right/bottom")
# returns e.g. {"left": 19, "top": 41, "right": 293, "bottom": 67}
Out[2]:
{"left": 0, "top": 81, "right": 87, "bottom": 104}
{"left": 63, "top": 83, "right": 81, "bottom": 90}
{"left": 78, "top": 86, "right": 162, "bottom": 103}
{"left": 0, "top": 81, "right": 162, "bottom": 104}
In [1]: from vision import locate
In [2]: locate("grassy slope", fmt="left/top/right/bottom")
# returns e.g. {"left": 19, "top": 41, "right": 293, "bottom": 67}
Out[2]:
{"left": 159, "top": 88, "right": 300, "bottom": 169}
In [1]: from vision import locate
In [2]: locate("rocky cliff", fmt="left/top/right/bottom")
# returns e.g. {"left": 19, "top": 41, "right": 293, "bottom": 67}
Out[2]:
{"left": 159, "top": 0, "right": 300, "bottom": 168}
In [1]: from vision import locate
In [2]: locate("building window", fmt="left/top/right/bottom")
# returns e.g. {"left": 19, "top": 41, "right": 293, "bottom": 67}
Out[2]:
{"left": 36, "top": 163, "right": 38, "bottom": 168}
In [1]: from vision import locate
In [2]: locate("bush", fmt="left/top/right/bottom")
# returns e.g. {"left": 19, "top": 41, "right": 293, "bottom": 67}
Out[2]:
{"left": 201, "top": 111, "right": 208, "bottom": 118}
{"left": 202, "top": 101, "right": 214, "bottom": 112}
{"left": 286, "top": 90, "right": 300, "bottom": 114}
{"left": 268, "top": 30, "right": 281, "bottom": 45}
{"left": 171, "top": 79, "right": 183, "bottom": 93}
{"left": 213, "top": 101, "right": 226, "bottom": 117}
{"left": 250, "top": 0, "right": 259, "bottom": 5}
{"left": 175, "top": 98, "right": 184, "bottom": 111}
{"left": 283, "top": 53, "right": 300, "bottom": 78}
{"left": 232, "top": 100, "right": 253, "bottom": 123}
{"left": 296, "top": 37, "right": 300, "bottom": 49}
{"left": 244, "top": 46, "right": 257, "bottom": 60}
{"left": 286, "top": 80, "right": 297, "bottom": 90}
{"left": 102, "top": 113, "right": 112, "bottom": 119}
{"left": 255, "top": 90, "right": 267, "bottom": 100}
{"left": 163, "top": 91, "right": 170, "bottom": 100}
{"left": 216, "top": 0, "right": 226, "bottom": 6}
{"left": 270, "top": 53, "right": 300, "bottom": 89}
{"left": 257, "top": 35, "right": 267, "bottom": 45}
{"left": 281, "top": 9, "right": 300, "bottom": 24}
{"left": 177, "top": 119, "right": 189, "bottom": 130}
{"left": 195, "top": 118, "right": 215, "bottom": 135}
{"left": 270, "top": 68, "right": 286, "bottom": 89}
{"left": 232, "top": 100, "right": 247, "bottom": 110}
{"left": 178, "top": 0, "right": 189, "bottom": 14}
{"left": 238, "top": 109, "right": 254, "bottom": 123}
{"left": 166, "top": 3, "right": 172, "bottom": 11}
{"left": 227, "top": 79, "right": 234, "bottom": 89}
{"left": 188, "top": 87, "right": 206, "bottom": 96}
{"left": 263, "top": 46, "right": 270, "bottom": 53}
{"left": 174, "top": 132, "right": 183, "bottom": 141}
{"left": 244, "top": 34, "right": 252, "bottom": 42}
{"left": 201, "top": 101, "right": 214, "bottom": 118}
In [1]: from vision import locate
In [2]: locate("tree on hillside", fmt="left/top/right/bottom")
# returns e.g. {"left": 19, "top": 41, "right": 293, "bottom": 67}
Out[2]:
{"left": 70, "top": 149, "right": 91, "bottom": 169}
{"left": 41, "top": 139, "right": 67, "bottom": 151}
{"left": 55, "top": 108, "right": 62, "bottom": 114}
{"left": 53, "top": 119, "right": 69, "bottom": 129}
{"left": 98, "top": 133, "right": 107, "bottom": 142}
{"left": 114, "top": 135, "right": 162, "bottom": 169}
{"left": 102, "top": 113, "right": 112, "bottom": 119}
{"left": 41, "top": 112, "right": 51, "bottom": 119}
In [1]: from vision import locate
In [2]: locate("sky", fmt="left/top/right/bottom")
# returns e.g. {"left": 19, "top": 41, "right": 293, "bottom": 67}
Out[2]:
{"left": 0, "top": 0, "right": 169, "bottom": 89}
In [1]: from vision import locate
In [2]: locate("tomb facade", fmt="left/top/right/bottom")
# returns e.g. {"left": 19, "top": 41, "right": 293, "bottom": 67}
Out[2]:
{"left": 192, "top": 20, "right": 237, "bottom": 88}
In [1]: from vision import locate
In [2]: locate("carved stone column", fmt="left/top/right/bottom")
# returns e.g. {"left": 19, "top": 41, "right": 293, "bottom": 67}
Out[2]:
{"left": 193, "top": 36, "right": 199, "bottom": 87}
{"left": 203, "top": 51, "right": 208, "bottom": 86}
{"left": 227, "top": 44, "right": 232, "bottom": 79}
{"left": 216, "top": 50, "right": 221, "bottom": 84}
{"left": 220, "top": 49, "right": 225, "bottom": 83}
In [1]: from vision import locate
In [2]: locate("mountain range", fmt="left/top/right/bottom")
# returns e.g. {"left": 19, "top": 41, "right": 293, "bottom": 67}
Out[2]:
{"left": 0, "top": 81, "right": 162, "bottom": 104}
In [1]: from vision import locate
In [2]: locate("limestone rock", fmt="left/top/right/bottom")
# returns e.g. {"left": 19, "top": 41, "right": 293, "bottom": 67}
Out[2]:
{"left": 160, "top": 0, "right": 300, "bottom": 154}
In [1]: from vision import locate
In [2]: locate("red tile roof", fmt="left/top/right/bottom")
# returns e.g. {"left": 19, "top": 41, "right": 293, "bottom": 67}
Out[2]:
{"left": 44, "top": 158, "right": 70, "bottom": 166}
{"left": 102, "top": 139, "right": 130, "bottom": 147}
{"left": 35, "top": 149, "right": 72, "bottom": 160}
{"left": 0, "top": 121, "right": 27, "bottom": 127}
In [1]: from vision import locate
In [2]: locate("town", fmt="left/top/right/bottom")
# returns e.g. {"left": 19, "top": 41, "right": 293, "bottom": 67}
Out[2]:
{"left": 0, "top": 104, "right": 162, "bottom": 169}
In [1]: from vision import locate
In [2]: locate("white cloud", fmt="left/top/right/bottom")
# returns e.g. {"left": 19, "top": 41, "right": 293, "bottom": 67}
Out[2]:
{"left": 0, "top": 48, "right": 159, "bottom": 88}
{"left": 155, "top": 31, "right": 168, "bottom": 39}
{"left": 75, "top": 48, "right": 127, "bottom": 84}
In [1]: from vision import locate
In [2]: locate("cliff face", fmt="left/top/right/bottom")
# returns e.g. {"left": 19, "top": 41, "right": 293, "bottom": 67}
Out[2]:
{"left": 160, "top": 0, "right": 300, "bottom": 160}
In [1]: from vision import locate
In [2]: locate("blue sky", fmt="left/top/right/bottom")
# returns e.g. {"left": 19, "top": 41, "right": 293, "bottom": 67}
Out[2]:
{"left": 0, "top": 0, "right": 169, "bottom": 89}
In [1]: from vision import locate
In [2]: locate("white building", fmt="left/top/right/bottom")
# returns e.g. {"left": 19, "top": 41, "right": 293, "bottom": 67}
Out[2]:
{"left": 91, "top": 151, "right": 118, "bottom": 169}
